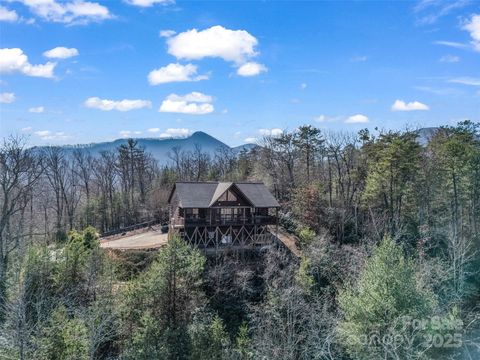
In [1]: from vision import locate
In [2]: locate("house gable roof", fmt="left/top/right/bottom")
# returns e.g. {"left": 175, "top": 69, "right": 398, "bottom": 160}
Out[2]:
{"left": 208, "top": 182, "right": 254, "bottom": 207}
{"left": 208, "top": 182, "right": 233, "bottom": 207}
{"left": 168, "top": 181, "right": 280, "bottom": 208}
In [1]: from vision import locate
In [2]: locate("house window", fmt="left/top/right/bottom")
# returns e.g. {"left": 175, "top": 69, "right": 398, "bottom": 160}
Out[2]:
{"left": 221, "top": 208, "right": 231, "bottom": 215}
{"left": 220, "top": 208, "right": 232, "bottom": 221}
{"left": 185, "top": 208, "right": 199, "bottom": 219}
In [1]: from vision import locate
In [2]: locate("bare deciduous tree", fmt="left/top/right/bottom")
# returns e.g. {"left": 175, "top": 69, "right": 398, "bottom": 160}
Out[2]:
{"left": 0, "top": 137, "right": 42, "bottom": 321}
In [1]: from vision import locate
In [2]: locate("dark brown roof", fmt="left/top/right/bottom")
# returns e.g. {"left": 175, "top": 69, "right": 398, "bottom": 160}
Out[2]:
{"left": 169, "top": 181, "right": 280, "bottom": 208}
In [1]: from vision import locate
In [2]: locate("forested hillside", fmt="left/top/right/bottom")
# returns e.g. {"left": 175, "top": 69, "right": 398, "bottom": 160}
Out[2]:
{"left": 1, "top": 121, "right": 479, "bottom": 359}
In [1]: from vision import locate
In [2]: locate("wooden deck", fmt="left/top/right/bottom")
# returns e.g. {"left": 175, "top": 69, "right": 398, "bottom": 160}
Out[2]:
{"left": 100, "top": 223, "right": 300, "bottom": 257}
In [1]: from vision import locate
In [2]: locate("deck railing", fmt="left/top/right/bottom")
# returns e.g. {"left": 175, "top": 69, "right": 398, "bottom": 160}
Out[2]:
{"left": 101, "top": 219, "right": 161, "bottom": 237}
{"left": 183, "top": 215, "right": 277, "bottom": 227}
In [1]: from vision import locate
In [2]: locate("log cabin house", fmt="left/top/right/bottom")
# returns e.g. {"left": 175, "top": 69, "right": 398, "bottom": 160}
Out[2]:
{"left": 168, "top": 182, "right": 280, "bottom": 252}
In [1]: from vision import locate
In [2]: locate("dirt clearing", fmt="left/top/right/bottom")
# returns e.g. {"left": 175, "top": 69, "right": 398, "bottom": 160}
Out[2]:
{"left": 100, "top": 230, "right": 168, "bottom": 250}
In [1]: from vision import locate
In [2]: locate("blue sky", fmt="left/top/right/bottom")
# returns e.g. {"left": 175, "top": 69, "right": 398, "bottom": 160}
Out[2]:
{"left": 0, "top": 0, "right": 479, "bottom": 147}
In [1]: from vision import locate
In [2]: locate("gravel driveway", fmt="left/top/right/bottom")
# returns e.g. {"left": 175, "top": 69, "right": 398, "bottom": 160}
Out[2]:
{"left": 100, "top": 230, "right": 168, "bottom": 250}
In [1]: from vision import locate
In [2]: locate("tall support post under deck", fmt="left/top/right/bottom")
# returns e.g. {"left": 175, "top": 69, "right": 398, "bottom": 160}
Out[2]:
{"left": 168, "top": 206, "right": 172, "bottom": 241}
{"left": 276, "top": 208, "right": 279, "bottom": 241}
{"left": 215, "top": 226, "right": 219, "bottom": 255}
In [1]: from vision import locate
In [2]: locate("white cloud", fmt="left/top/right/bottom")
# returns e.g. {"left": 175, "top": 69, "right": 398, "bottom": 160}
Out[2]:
{"left": 314, "top": 114, "right": 343, "bottom": 123}
{"left": 434, "top": 40, "right": 470, "bottom": 49}
{"left": 35, "top": 130, "right": 51, "bottom": 137}
{"left": 159, "top": 128, "right": 192, "bottom": 138}
{"left": 439, "top": 54, "right": 460, "bottom": 63}
{"left": 0, "top": 92, "right": 16, "bottom": 103}
{"left": 463, "top": 14, "right": 480, "bottom": 52}
{"left": 148, "top": 63, "right": 208, "bottom": 85}
{"left": 414, "top": 86, "right": 462, "bottom": 96}
{"left": 247, "top": 129, "right": 292, "bottom": 141}
{"left": 85, "top": 97, "right": 152, "bottom": 111}
{"left": 29, "top": 106, "right": 44, "bottom": 113}
{"left": 350, "top": 55, "right": 368, "bottom": 62}
{"left": 16, "top": 0, "right": 112, "bottom": 24}
{"left": 171, "top": 92, "right": 213, "bottom": 103}
{"left": 159, "top": 100, "right": 213, "bottom": 115}
{"left": 0, "top": 48, "right": 56, "bottom": 78}
{"left": 159, "top": 92, "right": 214, "bottom": 115}
{"left": 0, "top": 5, "right": 19, "bottom": 22}
{"left": 34, "top": 130, "right": 70, "bottom": 141}
{"left": 147, "top": 127, "right": 160, "bottom": 133}
{"left": 159, "top": 29, "right": 176, "bottom": 38}
{"left": 448, "top": 77, "right": 480, "bottom": 86}
{"left": 236, "top": 62, "right": 267, "bottom": 77}
{"left": 435, "top": 14, "right": 480, "bottom": 53}
{"left": 300, "top": 83, "right": 307, "bottom": 90}
{"left": 165, "top": 25, "right": 267, "bottom": 76}
{"left": 43, "top": 47, "right": 79, "bottom": 59}
{"left": 245, "top": 129, "right": 284, "bottom": 142}
{"left": 21, "top": 126, "right": 32, "bottom": 132}
{"left": 414, "top": 0, "right": 469, "bottom": 25}
{"left": 391, "top": 100, "right": 429, "bottom": 111}
{"left": 126, "top": 0, "right": 173, "bottom": 7}
{"left": 119, "top": 130, "right": 142, "bottom": 138}
{"left": 167, "top": 25, "right": 259, "bottom": 64}
{"left": 258, "top": 128, "right": 283, "bottom": 137}
{"left": 345, "top": 114, "right": 369, "bottom": 123}
{"left": 22, "top": 62, "right": 56, "bottom": 77}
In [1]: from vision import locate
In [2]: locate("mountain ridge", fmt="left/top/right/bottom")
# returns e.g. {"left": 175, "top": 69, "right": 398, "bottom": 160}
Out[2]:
{"left": 31, "top": 128, "right": 447, "bottom": 165}
{"left": 32, "top": 131, "right": 257, "bottom": 165}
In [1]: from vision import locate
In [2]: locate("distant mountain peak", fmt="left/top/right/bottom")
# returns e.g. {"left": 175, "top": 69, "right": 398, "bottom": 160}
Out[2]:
{"left": 190, "top": 131, "right": 210, "bottom": 138}
{"left": 186, "top": 131, "right": 228, "bottom": 149}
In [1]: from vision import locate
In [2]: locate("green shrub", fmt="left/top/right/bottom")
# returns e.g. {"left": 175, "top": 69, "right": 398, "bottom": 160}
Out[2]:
{"left": 338, "top": 237, "right": 437, "bottom": 359}
{"left": 298, "top": 227, "right": 315, "bottom": 248}
{"left": 36, "top": 306, "right": 88, "bottom": 360}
